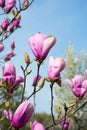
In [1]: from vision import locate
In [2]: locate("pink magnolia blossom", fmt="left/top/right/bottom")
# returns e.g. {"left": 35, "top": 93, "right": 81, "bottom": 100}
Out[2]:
{"left": 2, "top": 62, "right": 24, "bottom": 92}
{"left": 2, "top": 62, "right": 16, "bottom": 85}
{"left": 0, "top": 0, "right": 5, "bottom": 7}
{"left": 9, "top": 76, "right": 24, "bottom": 93}
{"left": 5, "top": 0, "right": 16, "bottom": 13}
{"left": 4, "top": 51, "right": 15, "bottom": 61}
{"left": 9, "top": 19, "right": 20, "bottom": 32}
{"left": 4, "top": 109, "right": 13, "bottom": 121}
{"left": 9, "top": 23, "right": 14, "bottom": 32}
{"left": 0, "top": 42, "right": 4, "bottom": 52}
{"left": 28, "top": 33, "right": 56, "bottom": 60}
{"left": 48, "top": 56, "right": 66, "bottom": 80}
{"left": 1, "top": 18, "right": 9, "bottom": 31}
{"left": 32, "top": 121, "right": 45, "bottom": 130}
{"left": 66, "top": 74, "right": 87, "bottom": 98}
{"left": 60, "top": 118, "right": 70, "bottom": 130}
{"left": 13, "top": 19, "right": 20, "bottom": 27}
{"left": 12, "top": 100, "right": 34, "bottom": 128}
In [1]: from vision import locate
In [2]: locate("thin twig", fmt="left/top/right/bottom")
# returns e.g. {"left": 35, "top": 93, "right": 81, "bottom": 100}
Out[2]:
{"left": 68, "top": 100, "right": 87, "bottom": 117}
{"left": 27, "top": 88, "right": 41, "bottom": 99}
{"left": 0, "top": 0, "right": 36, "bottom": 42}
{"left": 18, "top": 0, "right": 21, "bottom": 10}
{"left": 46, "top": 99, "right": 87, "bottom": 130}
{"left": 21, "top": 65, "right": 28, "bottom": 103}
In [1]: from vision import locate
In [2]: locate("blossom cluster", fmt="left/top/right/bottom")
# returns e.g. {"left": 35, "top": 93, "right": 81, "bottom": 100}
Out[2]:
{"left": 0, "top": 1, "right": 87, "bottom": 130}
{"left": 0, "top": 0, "right": 30, "bottom": 42}
{"left": 0, "top": 31, "right": 87, "bottom": 130}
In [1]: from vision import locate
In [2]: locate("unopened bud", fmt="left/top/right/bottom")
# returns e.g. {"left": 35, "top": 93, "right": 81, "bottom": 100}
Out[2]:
{"left": 57, "top": 107, "right": 61, "bottom": 114}
{"left": 38, "top": 77, "right": 45, "bottom": 88}
{"left": 23, "top": 0, "right": 29, "bottom": 8}
{"left": 13, "top": 102, "right": 17, "bottom": 107}
{"left": 0, "top": 42, "right": 4, "bottom": 52}
{"left": 32, "top": 75, "right": 41, "bottom": 86}
{"left": 24, "top": 51, "right": 30, "bottom": 65}
{"left": 29, "top": 121, "right": 32, "bottom": 128}
{"left": 12, "top": 10, "right": 17, "bottom": 16}
{"left": 5, "top": 101, "right": 10, "bottom": 108}
{"left": 10, "top": 40, "right": 15, "bottom": 50}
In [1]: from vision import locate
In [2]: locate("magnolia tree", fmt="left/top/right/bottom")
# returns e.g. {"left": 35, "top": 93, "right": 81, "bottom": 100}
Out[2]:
{"left": 0, "top": 1, "right": 87, "bottom": 130}
{"left": 54, "top": 45, "right": 87, "bottom": 130}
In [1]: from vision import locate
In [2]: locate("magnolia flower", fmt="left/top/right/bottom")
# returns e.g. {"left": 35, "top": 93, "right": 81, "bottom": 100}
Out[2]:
{"left": 0, "top": 42, "right": 4, "bottom": 52}
{"left": 48, "top": 56, "right": 66, "bottom": 80}
{"left": 5, "top": 0, "right": 16, "bottom": 13}
{"left": 2, "top": 62, "right": 16, "bottom": 85}
{"left": 1, "top": 18, "right": 9, "bottom": 31}
{"left": 9, "top": 23, "right": 14, "bottom": 32}
{"left": 4, "top": 109, "right": 13, "bottom": 121}
{"left": 2, "top": 62, "right": 24, "bottom": 92}
{"left": 13, "top": 19, "right": 20, "bottom": 27}
{"left": 9, "top": 76, "right": 24, "bottom": 93}
{"left": 9, "top": 19, "right": 20, "bottom": 32}
{"left": 0, "top": 0, "right": 5, "bottom": 7}
{"left": 60, "top": 118, "right": 70, "bottom": 130}
{"left": 32, "top": 121, "right": 45, "bottom": 130}
{"left": 66, "top": 74, "right": 87, "bottom": 98}
{"left": 28, "top": 33, "right": 56, "bottom": 60}
{"left": 12, "top": 100, "right": 34, "bottom": 128}
{"left": 4, "top": 51, "right": 15, "bottom": 61}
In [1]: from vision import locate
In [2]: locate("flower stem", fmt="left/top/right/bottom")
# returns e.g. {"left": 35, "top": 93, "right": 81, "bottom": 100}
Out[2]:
{"left": 21, "top": 65, "right": 28, "bottom": 103}
{"left": 50, "top": 82, "right": 55, "bottom": 125}
{"left": 33, "top": 61, "right": 42, "bottom": 115}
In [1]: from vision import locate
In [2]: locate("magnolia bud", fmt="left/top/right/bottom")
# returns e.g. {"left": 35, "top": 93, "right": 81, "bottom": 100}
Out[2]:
{"left": 24, "top": 52, "right": 30, "bottom": 65}
{"left": 24, "top": 0, "right": 29, "bottom": 7}
{"left": 10, "top": 40, "right": 15, "bottom": 50}
{"left": 57, "top": 107, "right": 62, "bottom": 115}
{"left": 5, "top": 101, "right": 10, "bottom": 108}
{"left": 0, "top": 42, "right": 4, "bottom": 52}
{"left": 38, "top": 78, "right": 45, "bottom": 88}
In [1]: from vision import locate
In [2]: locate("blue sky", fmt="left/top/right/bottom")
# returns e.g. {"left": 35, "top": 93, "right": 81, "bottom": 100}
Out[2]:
{"left": 1, "top": 0, "right": 87, "bottom": 113}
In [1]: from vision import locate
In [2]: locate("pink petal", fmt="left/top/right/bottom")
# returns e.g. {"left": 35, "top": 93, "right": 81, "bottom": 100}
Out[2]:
{"left": 66, "top": 79, "right": 73, "bottom": 89}
{"left": 72, "top": 75, "right": 84, "bottom": 87}
{"left": 41, "top": 36, "right": 56, "bottom": 60}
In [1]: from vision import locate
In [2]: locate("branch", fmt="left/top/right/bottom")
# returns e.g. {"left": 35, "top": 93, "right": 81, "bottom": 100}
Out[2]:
{"left": 0, "top": 0, "right": 36, "bottom": 42}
